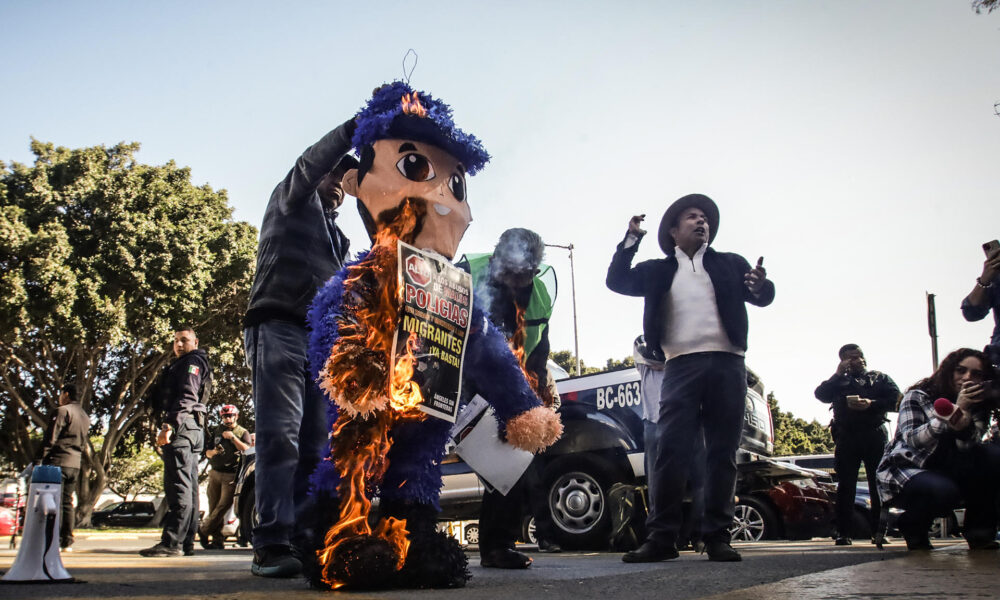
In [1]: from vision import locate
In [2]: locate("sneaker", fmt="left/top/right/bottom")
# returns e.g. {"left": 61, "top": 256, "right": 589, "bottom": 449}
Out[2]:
{"left": 481, "top": 547, "right": 532, "bottom": 569}
{"left": 872, "top": 535, "right": 890, "bottom": 546}
{"left": 622, "top": 541, "right": 679, "bottom": 563}
{"left": 705, "top": 540, "right": 742, "bottom": 562}
{"left": 60, "top": 545, "right": 73, "bottom": 553}
{"left": 835, "top": 537, "right": 852, "bottom": 546}
{"left": 139, "top": 543, "right": 183, "bottom": 557}
{"left": 251, "top": 545, "right": 302, "bottom": 578}
{"left": 198, "top": 529, "right": 211, "bottom": 550}
{"left": 183, "top": 546, "right": 195, "bottom": 556}
{"left": 536, "top": 539, "right": 562, "bottom": 553}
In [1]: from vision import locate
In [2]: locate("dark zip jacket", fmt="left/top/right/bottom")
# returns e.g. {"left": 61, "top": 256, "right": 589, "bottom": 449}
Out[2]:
{"left": 606, "top": 232, "right": 775, "bottom": 361}
{"left": 244, "top": 120, "right": 355, "bottom": 327}
{"left": 39, "top": 401, "right": 91, "bottom": 469}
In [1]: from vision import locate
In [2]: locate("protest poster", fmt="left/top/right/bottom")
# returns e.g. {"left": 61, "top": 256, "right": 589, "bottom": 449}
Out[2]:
{"left": 393, "top": 241, "right": 473, "bottom": 422}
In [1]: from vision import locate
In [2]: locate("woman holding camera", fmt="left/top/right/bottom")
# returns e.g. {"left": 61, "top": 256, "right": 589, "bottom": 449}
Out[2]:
{"left": 876, "top": 348, "right": 1000, "bottom": 550}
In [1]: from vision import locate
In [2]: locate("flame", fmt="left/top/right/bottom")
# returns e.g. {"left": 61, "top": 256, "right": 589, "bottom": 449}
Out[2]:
{"left": 401, "top": 92, "right": 427, "bottom": 118}
{"left": 511, "top": 305, "right": 556, "bottom": 407}
{"left": 316, "top": 198, "right": 430, "bottom": 589}
{"left": 390, "top": 333, "right": 424, "bottom": 412}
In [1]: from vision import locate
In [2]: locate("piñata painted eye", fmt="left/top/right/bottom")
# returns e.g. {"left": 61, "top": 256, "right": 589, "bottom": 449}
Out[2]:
{"left": 448, "top": 172, "right": 466, "bottom": 202}
{"left": 396, "top": 153, "right": 435, "bottom": 182}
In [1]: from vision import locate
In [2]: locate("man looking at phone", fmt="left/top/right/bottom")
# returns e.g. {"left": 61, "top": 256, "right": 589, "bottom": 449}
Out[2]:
{"left": 962, "top": 240, "right": 1000, "bottom": 367}
{"left": 815, "top": 344, "right": 899, "bottom": 546}
{"left": 199, "top": 404, "right": 251, "bottom": 549}
{"left": 608, "top": 193, "right": 774, "bottom": 563}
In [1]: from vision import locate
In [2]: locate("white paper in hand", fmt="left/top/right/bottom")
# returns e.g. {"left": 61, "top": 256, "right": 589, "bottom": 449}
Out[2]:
{"left": 453, "top": 395, "right": 534, "bottom": 496}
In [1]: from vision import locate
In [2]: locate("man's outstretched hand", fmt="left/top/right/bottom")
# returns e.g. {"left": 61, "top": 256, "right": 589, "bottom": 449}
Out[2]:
{"left": 628, "top": 214, "right": 647, "bottom": 236}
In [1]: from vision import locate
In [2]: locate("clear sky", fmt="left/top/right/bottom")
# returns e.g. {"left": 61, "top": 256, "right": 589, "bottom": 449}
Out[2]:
{"left": 2, "top": 1, "right": 998, "bottom": 425}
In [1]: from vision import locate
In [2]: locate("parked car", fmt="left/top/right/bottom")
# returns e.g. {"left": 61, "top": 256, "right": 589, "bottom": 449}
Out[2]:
{"left": 439, "top": 365, "right": 833, "bottom": 548}
{"left": 233, "top": 365, "right": 834, "bottom": 549}
{"left": 91, "top": 500, "right": 158, "bottom": 528}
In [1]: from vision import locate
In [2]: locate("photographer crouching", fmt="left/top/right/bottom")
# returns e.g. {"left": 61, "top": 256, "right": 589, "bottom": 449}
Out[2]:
{"left": 876, "top": 348, "right": 1000, "bottom": 551}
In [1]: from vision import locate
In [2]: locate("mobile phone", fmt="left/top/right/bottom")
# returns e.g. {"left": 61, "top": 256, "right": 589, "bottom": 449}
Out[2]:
{"left": 756, "top": 257, "right": 764, "bottom": 269}
{"left": 984, "top": 240, "right": 1000, "bottom": 256}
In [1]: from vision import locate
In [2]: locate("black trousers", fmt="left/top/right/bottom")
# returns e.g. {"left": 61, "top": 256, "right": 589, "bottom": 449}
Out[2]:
{"left": 478, "top": 457, "right": 554, "bottom": 552}
{"left": 646, "top": 352, "right": 746, "bottom": 548}
{"left": 58, "top": 466, "right": 79, "bottom": 548}
{"left": 160, "top": 418, "right": 203, "bottom": 549}
{"left": 833, "top": 426, "right": 886, "bottom": 536}
{"left": 897, "top": 443, "right": 1000, "bottom": 540}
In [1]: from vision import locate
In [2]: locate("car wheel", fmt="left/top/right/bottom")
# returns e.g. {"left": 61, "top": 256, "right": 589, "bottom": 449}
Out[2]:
{"left": 464, "top": 522, "right": 479, "bottom": 545}
{"left": 544, "top": 455, "right": 620, "bottom": 550}
{"left": 239, "top": 478, "right": 258, "bottom": 546}
{"left": 929, "top": 514, "right": 960, "bottom": 538}
{"left": 520, "top": 515, "right": 537, "bottom": 545}
{"left": 730, "top": 496, "right": 777, "bottom": 542}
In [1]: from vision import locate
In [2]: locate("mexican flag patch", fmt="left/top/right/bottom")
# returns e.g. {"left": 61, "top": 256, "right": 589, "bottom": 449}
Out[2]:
{"left": 188, "top": 365, "right": 200, "bottom": 376}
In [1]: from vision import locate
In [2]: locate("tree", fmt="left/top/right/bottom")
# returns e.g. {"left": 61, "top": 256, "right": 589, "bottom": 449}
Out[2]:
{"left": 549, "top": 350, "right": 603, "bottom": 376}
{"left": 0, "top": 139, "right": 257, "bottom": 524}
{"left": 105, "top": 443, "right": 163, "bottom": 502}
{"left": 767, "top": 392, "right": 834, "bottom": 456}
{"left": 973, "top": 0, "right": 998, "bottom": 14}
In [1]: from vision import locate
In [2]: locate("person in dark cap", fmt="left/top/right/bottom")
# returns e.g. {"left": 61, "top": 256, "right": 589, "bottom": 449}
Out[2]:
{"left": 607, "top": 194, "right": 774, "bottom": 563}
{"left": 242, "top": 119, "right": 359, "bottom": 577}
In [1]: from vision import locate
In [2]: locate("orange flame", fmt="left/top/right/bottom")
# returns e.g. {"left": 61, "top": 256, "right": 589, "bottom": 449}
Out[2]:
{"left": 401, "top": 92, "right": 428, "bottom": 118}
{"left": 511, "top": 305, "right": 556, "bottom": 408}
{"left": 316, "top": 199, "right": 430, "bottom": 589}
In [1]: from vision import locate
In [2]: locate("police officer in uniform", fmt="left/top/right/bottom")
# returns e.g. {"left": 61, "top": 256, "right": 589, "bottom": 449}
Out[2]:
{"left": 141, "top": 326, "right": 210, "bottom": 557}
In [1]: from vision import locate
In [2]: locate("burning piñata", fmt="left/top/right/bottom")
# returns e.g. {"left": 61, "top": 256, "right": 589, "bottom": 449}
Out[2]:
{"left": 302, "top": 82, "right": 563, "bottom": 590}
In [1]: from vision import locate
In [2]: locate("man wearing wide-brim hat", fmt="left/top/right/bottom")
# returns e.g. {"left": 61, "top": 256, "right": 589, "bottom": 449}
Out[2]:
{"left": 606, "top": 193, "right": 774, "bottom": 563}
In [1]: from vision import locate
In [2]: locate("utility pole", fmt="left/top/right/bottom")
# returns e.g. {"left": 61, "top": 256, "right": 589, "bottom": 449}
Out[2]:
{"left": 545, "top": 243, "right": 581, "bottom": 376}
{"left": 926, "top": 292, "right": 939, "bottom": 370}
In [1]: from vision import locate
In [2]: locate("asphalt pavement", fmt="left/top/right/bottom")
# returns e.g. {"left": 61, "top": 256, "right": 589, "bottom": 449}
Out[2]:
{"left": 0, "top": 533, "right": 993, "bottom": 600}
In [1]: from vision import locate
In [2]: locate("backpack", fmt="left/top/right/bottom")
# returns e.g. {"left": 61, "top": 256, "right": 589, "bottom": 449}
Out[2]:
{"left": 608, "top": 482, "right": 649, "bottom": 551}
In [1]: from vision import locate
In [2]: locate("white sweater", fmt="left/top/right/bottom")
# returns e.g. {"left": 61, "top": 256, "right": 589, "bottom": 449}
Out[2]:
{"left": 660, "top": 243, "right": 744, "bottom": 361}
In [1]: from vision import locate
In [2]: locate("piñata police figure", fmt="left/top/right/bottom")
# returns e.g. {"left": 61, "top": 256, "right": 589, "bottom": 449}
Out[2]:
{"left": 303, "top": 82, "right": 562, "bottom": 590}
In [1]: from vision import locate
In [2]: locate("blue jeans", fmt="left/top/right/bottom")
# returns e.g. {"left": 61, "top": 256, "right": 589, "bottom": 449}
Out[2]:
{"left": 897, "top": 443, "right": 1000, "bottom": 540}
{"left": 646, "top": 352, "right": 746, "bottom": 547}
{"left": 244, "top": 321, "right": 329, "bottom": 550}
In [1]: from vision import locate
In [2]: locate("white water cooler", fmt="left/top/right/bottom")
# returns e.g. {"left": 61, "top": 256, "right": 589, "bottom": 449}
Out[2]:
{"left": 2, "top": 465, "right": 73, "bottom": 583}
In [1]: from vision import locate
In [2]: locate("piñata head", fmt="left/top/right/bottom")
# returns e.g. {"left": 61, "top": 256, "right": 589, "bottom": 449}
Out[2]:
{"left": 343, "top": 81, "right": 490, "bottom": 260}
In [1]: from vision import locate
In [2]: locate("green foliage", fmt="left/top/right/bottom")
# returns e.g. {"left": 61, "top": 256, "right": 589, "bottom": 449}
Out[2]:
{"left": 549, "top": 350, "right": 604, "bottom": 376}
{"left": 973, "top": 0, "right": 998, "bottom": 14}
{"left": 768, "top": 392, "right": 834, "bottom": 456}
{"left": 104, "top": 440, "right": 163, "bottom": 502}
{"left": 0, "top": 139, "right": 257, "bottom": 516}
{"left": 605, "top": 355, "right": 635, "bottom": 370}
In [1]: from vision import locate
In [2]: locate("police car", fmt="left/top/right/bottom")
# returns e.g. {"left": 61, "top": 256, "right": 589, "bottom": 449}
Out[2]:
{"left": 439, "top": 364, "right": 834, "bottom": 548}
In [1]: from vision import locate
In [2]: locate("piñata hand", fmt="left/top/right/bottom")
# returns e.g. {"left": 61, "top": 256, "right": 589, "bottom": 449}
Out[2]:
{"left": 505, "top": 406, "right": 564, "bottom": 454}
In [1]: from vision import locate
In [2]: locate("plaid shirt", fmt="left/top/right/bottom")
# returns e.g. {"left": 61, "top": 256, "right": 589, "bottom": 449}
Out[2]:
{"left": 876, "top": 389, "right": 989, "bottom": 503}
{"left": 245, "top": 121, "right": 355, "bottom": 326}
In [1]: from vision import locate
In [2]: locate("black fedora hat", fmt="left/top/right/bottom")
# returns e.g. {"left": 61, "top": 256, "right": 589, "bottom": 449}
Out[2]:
{"left": 657, "top": 193, "right": 720, "bottom": 254}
